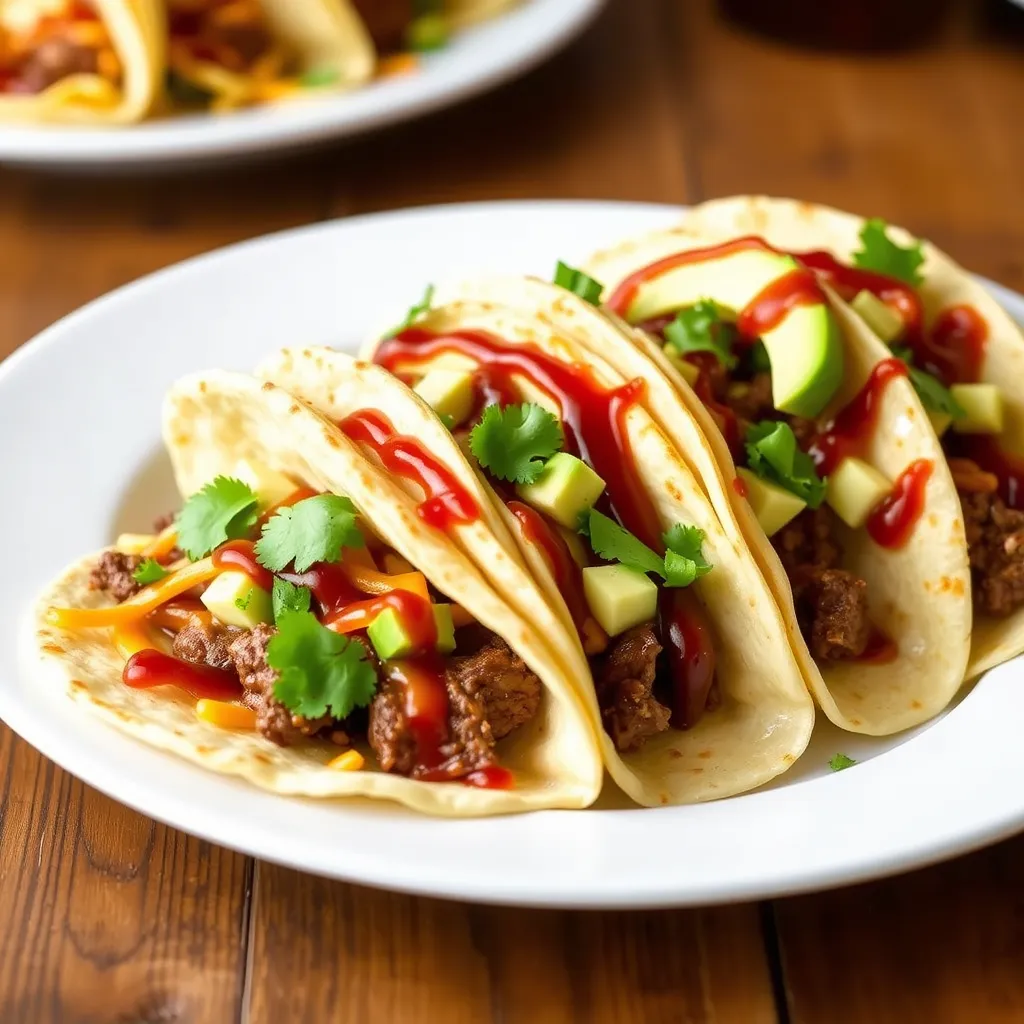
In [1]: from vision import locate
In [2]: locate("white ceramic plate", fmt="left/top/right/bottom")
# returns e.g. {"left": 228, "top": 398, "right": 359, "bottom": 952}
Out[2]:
{"left": 3, "top": 201, "right": 1023, "bottom": 908}
{"left": 0, "top": 0, "right": 603, "bottom": 169}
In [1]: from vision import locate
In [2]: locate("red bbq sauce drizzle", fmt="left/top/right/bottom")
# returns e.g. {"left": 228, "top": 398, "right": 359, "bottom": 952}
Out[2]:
{"left": 212, "top": 540, "right": 275, "bottom": 592}
{"left": 736, "top": 267, "right": 827, "bottom": 337}
{"left": 385, "top": 657, "right": 449, "bottom": 773}
{"left": 866, "top": 459, "right": 934, "bottom": 549}
{"left": 339, "top": 409, "right": 479, "bottom": 531}
{"left": 123, "top": 649, "right": 242, "bottom": 701}
{"left": 324, "top": 590, "right": 438, "bottom": 649}
{"left": 732, "top": 476, "right": 749, "bottom": 498}
{"left": 659, "top": 589, "right": 717, "bottom": 730}
{"left": 808, "top": 358, "right": 909, "bottom": 475}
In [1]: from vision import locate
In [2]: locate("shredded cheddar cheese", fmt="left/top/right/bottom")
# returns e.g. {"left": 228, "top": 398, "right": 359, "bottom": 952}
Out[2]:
{"left": 327, "top": 750, "right": 364, "bottom": 772}
{"left": 195, "top": 700, "right": 257, "bottom": 730}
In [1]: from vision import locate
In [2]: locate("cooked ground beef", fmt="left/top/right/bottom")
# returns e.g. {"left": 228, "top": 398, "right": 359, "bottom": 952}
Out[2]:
{"left": 349, "top": 0, "right": 413, "bottom": 52}
{"left": 228, "top": 625, "right": 349, "bottom": 747}
{"left": 89, "top": 551, "right": 142, "bottom": 602}
{"left": 16, "top": 38, "right": 100, "bottom": 94}
{"left": 438, "top": 674, "right": 497, "bottom": 775}
{"left": 172, "top": 615, "right": 239, "bottom": 672}
{"left": 773, "top": 507, "right": 871, "bottom": 661}
{"left": 961, "top": 487, "right": 1024, "bottom": 617}
{"left": 449, "top": 635, "right": 541, "bottom": 740}
{"left": 367, "top": 681, "right": 417, "bottom": 774}
{"left": 594, "top": 623, "right": 670, "bottom": 753}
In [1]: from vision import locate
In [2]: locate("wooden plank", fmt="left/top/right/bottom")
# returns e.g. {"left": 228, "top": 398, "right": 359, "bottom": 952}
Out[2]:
{"left": 246, "top": 866, "right": 778, "bottom": 1024}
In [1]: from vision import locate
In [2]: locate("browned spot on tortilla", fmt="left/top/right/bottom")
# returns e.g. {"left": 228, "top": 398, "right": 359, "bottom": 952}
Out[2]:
{"left": 261, "top": 381, "right": 274, "bottom": 391}
{"left": 748, "top": 597, "right": 756, "bottom": 607}
{"left": 911, "top": 699, "right": 923, "bottom": 710}
{"left": 689, "top": 767, "right": 704, "bottom": 775}
{"left": 666, "top": 481, "right": 682, "bottom": 501}
{"left": 850, "top": 717, "right": 862, "bottom": 727}
{"left": 302, "top": 348, "right": 312, "bottom": 358}
{"left": 668, "top": 748, "right": 683, "bottom": 760}
{"left": 783, "top": 753, "right": 795, "bottom": 764}
{"left": 935, "top": 576, "right": 965, "bottom": 597}
{"left": 327, "top": 391, "right": 336, "bottom": 405}
{"left": 253, "top": 752, "right": 271, "bottom": 764}
{"left": 289, "top": 404, "right": 301, "bottom": 415}
{"left": 923, "top": 580, "right": 933, "bottom": 593}
{"left": 173, "top": 729, "right": 184, "bottom": 737}
{"left": 324, "top": 431, "right": 340, "bottom": 449}
{"left": 70, "top": 679, "right": 86, "bottom": 691}
{"left": 113, "top": 709, "right": 132, "bottom": 722}
{"left": 198, "top": 381, "right": 207, "bottom": 394}
{"left": 928, "top": 513, "right": 939, "bottom": 527}
{"left": 41, "top": 643, "right": 64, "bottom": 655}
{"left": 173, "top": 433, "right": 191, "bottom": 447}
{"left": 659, "top": 794, "right": 669, "bottom": 805}
{"left": 698, "top": 749, "right": 712, "bottom": 759}
{"left": 196, "top": 745, "right": 212, "bottom": 755}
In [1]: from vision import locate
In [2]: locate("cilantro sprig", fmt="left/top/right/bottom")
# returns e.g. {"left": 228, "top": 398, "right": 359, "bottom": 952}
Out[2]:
{"left": 829, "top": 753, "right": 857, "bottom": 772}
{"left": 385, "top": 283, "right": 435, "bottom": 339}
{"left": 256, "top": 495, "right": 364, "bottom": 573}
{"left": 272, "top": 577, "right": 312, "bottom": 622}
{"left": 579, "top": 509, "right": 712, "bottom": 587}
{"left": 891, "top": 346, "right": 965, "bottom": 420}
{"left": 852, "top": 218, "right": 925, "bottom": 286}
{"left": 663, "top": 299, "right": 738, "bottom": 369}
{"left": 133, "top": 558, "right": 169, "bottom": 586}
{"left": 268, "top": 610, "right": 378, "bottom": 720}
{"left": 469, "top": 403, "right": 564, "bottom": 484}
{"left": 176, "top": 477, "right": 260, "bottom": 561}
{"left": 745, "top": 422, "right": 827, "bottom": 508}
{"left": 554, "top": 261, "right": 604, "bottom": 306}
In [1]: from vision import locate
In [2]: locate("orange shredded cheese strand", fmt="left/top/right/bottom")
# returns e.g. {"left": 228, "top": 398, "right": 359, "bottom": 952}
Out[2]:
{"left": 450, "top": 604, "right": 475, "bottom": 628}
{"left": 343, "top": 565, "right": 430, "bottom": 602}
{"left": 112, "top": 621, "right": 158, "bottom": 661}
{"left": 143, "top": 525, "right": 180, "bottom": 560}
{"left": 377, "top": 54, "right": 418, "bottom": 79}
{"left": 195, "top": 700, "right": 257, "bottom": 730}
{"left": 328, "top": 750, "right": 364, "bottom": 772}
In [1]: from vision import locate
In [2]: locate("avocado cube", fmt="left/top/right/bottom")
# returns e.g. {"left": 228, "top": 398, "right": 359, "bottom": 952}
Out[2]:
{"left": 736, "top": 468, "right": 806, "bottom": 537}
{"left": 414, "top": 369, "right": 476, "bottom": 428}
{"left": 825, "top": 457, "right": 892, "bottom": 529}
{"left": 366, "top": 604, "right": 456, "bottom": 661}
{"left": 582, "top": 564, "right": 658, "bottom": 638}
{"left": 665, "top": 350, "right": 701, "bottom": 387}
{"left": 950, "top": 384, "right": 1004, "bottom": 435}
{"left": 516, "top": 453, "right": 606, "bottom": 529}
{"left": 927, "top": 409, "right": 953, "bottom": 438}
{"left": 201, "top": 570, "right": 273, "bottom": 629}
{"left": 851, "top": 290, "right": 904, "bottom": 343}
{"left": 232, "top": 459, "right": 295, "bottom": 509}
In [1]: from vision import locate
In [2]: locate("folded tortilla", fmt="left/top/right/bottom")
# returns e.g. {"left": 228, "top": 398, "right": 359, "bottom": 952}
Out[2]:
{"left": 261, "top": 299, "right": 816, "bottom": 806}
{"left": 584, "top": 216, "right": 973, "bottom": 735}
{"left": 33, "top": 371, "right": 601, "bottom": 816}
{"left": 0, "top": 0, "right": 163, "bottom": 123}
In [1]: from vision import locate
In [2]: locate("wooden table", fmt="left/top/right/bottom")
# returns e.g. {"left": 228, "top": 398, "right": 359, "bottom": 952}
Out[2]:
{"left": 2, "top": 2, "right": 1023, "bottom": 1020}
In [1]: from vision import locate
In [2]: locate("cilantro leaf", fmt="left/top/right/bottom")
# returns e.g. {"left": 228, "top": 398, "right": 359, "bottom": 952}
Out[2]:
{"left": 235, "top": 592, "right": 252, "bottom": 612}
{"left": 256, "top": 495, "right": 364, "bottom": 573}
{"left": 554, "top": 261, "right": 604, "bottom": 306}
{"left": 852, "top": 218, "right": 925, "bottom": 286}
{"left": 273, "top": 577, "right": 312, "bottom": 623}
{"left": 891, "top": 346, "right": 965, "bottom": 419}
{"left": 469, "top": 403, "right": 564, "bottom": 484}
{"left": 176, "top": 476, "right": 260, "bottom": 561}
{"left": 749, "top": 340, "right": 772, "bottom": 374}
{"left": 829, "top": 753, "right": 857, "bottom": 772}
{"left": 268, "top": 610, "right": 378, "bottom": 720}
{"left": 584, "top": 509, "right": 665, "bottom": 576}
{"left": 132, "top": 558, "right": 169, "bottom": 586}
{"left": 745, "top": 422, "right": 827, "bottom": 508}
{"left": 663, "top": 524, "right": 713, "bottom": 587}
{"left": 384, "top": 284, "right": 435, "bottom": 339}
{"left": 663, "top": 299, "right": 738, "bottom": 369}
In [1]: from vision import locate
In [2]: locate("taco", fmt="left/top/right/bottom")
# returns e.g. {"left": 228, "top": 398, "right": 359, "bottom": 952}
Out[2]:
{"left": 260, "top": 291, "right": 816, "bottom": 806}
{"left": 0, "top": 0, "right": 163, "bottom": 123}
{"left": 653, "top": 196, "right": 1024, "bottom": 681}
{"left": 34, "top": 371, "right": 602, "bottom": 816}
{"left": 164, "top": 0, "right": 374, "bottom": 113}
{"left": 583, "top": 216, "right": 973, "bottom": 735}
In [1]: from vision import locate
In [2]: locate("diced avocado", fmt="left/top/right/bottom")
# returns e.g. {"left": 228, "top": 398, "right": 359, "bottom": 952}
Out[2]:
{"left": 950, "top": 384, "right": 1004, "bottom": 435}
{"left": 927, "top": 409, "right": 953, "bottom": 438}
{"left": 666, "top": 350, "right": 701, "bottom": 387}
{"left": 582, "top": 565, "right": 658, "bottom": 638}
{"left": 232, "top": 459, "right": 295, "bottom": 509}
{"left": 201, "top": 570, "right": 273, "bottom": 629}
{"left": 414, "top": 369, "right": 476, "bottom": 428}
{"left": 516, "top": 453, "right": 606, "bottom": 529}
{"left": 736, "top": 468, "right": 806, "bottom": 537}
{"left": 825, "top": 457, "right": 892, "bottom": 528}
{"left": 366, "top": 604, "right": 456, "bottom": 661}
{"left": 851, "top": 290, "right": 904, "bottom": 343}
{"left": 625, "top": 248, "right": 843, "bottom": 418}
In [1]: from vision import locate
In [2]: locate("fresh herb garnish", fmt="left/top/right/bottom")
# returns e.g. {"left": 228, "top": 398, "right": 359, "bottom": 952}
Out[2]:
{"left": 385, "top": 284, "right": 435, "bottom": 339}
{"left": 749, "top": 340, "right": 772, "bottom": 374}
{"left": 235, "top": 592, "right": 252, "bottom": 612}
{"left": 852, "top": 218, "right": 925, "bottom": 286}
{"left": 580, "top": 509, "right": 712, "bottom": 587}
{"left": 891, "top": 346, "right": 965, "bottom": 419}
{"left": 132, "top": 558, "right": 169, "bottom": 586}
{"left": 745, "top": 422, "right": 827, "bottom": 508}
{"left": 176, "top": 477, "right": 260, "bottom": 561}
{"left": 272, "top": 577, "right": 313, "bottom": 622}
{"left": 406, "top": 13, "right": 449, "bottom": 51}
{"left": 663, "top": 299, "right": 738, "bottom": 369}
{"left": 268, "top": 610, "right": 378, "bottom": 719}
{"left": 553, "top": 262, "right": 604, "bottom": 306}
{"left": 256, "top": 495, "right": 364, "bottom": 573}
{"left": 299, "top": 67, "right": 341, "bottom": 88}
{"left": 829, "top": 753, "right": 857, "bottom": 772}
{"left": 469, "top": 403, "right": 564, "bottom": 484}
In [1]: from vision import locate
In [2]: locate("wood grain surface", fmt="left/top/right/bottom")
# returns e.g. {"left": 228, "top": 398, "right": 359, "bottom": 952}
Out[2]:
{"left": 1, "top": 1, "right": 1023, "bottom": 1021}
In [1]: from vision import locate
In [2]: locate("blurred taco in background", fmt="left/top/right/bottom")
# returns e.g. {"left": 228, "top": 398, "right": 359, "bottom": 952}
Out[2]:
{"left": 260, "top": 282, "right": 816, "bottom": 806}
{"left": 583, "top": 224, "right": 972, "bottom": 735}
{"left": 35, "top": 371, "right": 602, "bottom": 816}
{"left": 654, "top": 196, "right": 1024, "bottom": 680}
{"left": 0, "top": 0, "right": 163, "bottom": 123}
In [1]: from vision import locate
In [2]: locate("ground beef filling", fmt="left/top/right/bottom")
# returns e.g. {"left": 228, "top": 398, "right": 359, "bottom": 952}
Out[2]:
{"left": 952, "top": 459, "right": 1024, "bottom": 617}
{"left": 593, "top": 624, "right": 670, "bottom": 753}
{"left": 9, "top": 37, "right": 102, "bottom": 95}
{"left": 89, "top": 551, "right": 143, "bottom": 602}
{"left": 349, "top": 0, "right": 413, "bottom": 53}
{"left": 773, "top": 508, "right": 871, "bottom": 661}
{"left": 172, "top": 616, "right": 239, "bottom": 672}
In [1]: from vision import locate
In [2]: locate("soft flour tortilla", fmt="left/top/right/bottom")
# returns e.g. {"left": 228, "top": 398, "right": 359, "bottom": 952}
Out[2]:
{"left": 0, "top": 0, "right": 164, "bottom": 123}
{"left": 266, "top": 315, "right": 815, "bottom": 805}
{"left": 442, "top": 0, "right": 521, "bottom": 30}
{"left": 584, "top": 227, "right": 972, "bottom": 735}
{"left": 665, "top": 195, "right": 1024, "bottom": 680}
{"left": 34, "top": 372, "right": 601, "bottom": 817}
